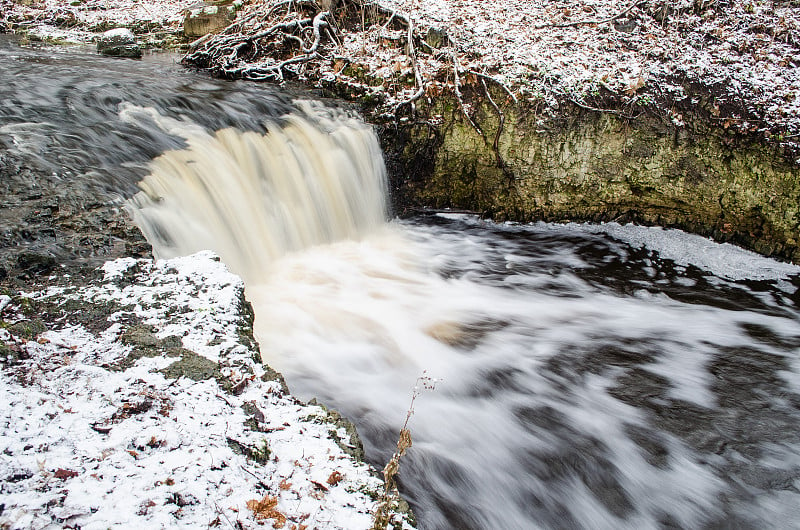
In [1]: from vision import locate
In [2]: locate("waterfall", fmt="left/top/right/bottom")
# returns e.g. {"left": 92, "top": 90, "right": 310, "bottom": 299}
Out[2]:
{"left": 125, "top": 100, "right": 800, "bottom": 530}
{"left": 126, "top": 102, "right": 388, "bottom": 283}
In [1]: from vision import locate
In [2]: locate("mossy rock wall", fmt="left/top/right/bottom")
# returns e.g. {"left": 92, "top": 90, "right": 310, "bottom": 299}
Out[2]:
{"left": 384, "top": 93, "right": 800, "bottom": 262}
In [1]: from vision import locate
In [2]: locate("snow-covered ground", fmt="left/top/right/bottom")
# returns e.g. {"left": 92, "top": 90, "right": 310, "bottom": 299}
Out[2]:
{"left": 0, "top": 252, "right": 413, "bottom": 529}
{"left": 3, "top": 0, "right": 798, "bottom": 152}
{"left": 342, "top": 0, "right": 799, "bottom": 151}
{"left": 1, "top": 0, "right": 195, "bottom": 43}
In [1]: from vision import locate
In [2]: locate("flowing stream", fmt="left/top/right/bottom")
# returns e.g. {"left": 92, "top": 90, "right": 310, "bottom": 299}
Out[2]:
{"left": 4, "top": 38, "right": 800, "bottom": 529}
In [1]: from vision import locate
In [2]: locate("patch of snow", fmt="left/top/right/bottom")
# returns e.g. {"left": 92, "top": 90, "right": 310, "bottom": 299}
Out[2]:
{"left": 1, "top": 252, "right": 412, "bottom": 530}
{"left": 568, "top": 221, "right": 800, "bottom": 281}
{"left": 101, "top": 256, "right": 138, "bottom": 281}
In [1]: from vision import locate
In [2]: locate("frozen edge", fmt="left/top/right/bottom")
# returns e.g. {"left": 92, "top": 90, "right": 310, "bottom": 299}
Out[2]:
{"left": 437, "top": 213, "right": 800, "bottom": 282}
{"left": 0, "top": 250, "right": 414, "bottom": 530}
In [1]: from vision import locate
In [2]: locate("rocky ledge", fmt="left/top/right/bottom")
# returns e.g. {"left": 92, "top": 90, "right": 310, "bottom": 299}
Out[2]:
{"left": 2, "top": 0, "right": 799, "bottom": 260}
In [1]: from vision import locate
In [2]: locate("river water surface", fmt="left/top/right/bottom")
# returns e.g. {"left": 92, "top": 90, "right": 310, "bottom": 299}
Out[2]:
{"left": 3, "top": 38, "right": 800, "bottom": 529}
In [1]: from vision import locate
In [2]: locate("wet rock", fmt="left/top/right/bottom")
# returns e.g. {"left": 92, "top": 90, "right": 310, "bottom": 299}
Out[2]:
{"left": 612, "top": 17, "right": 638, "bottom": 33}
{"left": 308, "top": 398, "right": 366, "bottom": 462}
{"left": 97, "top": 28, "right": 142, "bottom": 58}
{"left": 16, "top": 251, "right": 55, "bottom": 275}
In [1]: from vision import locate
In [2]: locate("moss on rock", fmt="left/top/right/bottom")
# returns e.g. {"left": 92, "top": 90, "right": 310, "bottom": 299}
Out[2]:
{"left": 160, "top": 348, "right": 225, "bottom": 385}
{"left": 385, "top": 92, "right": 800, "bottom": 263}
{"left": 8, "top": 319, "right": 46, "bottom": 340}
{"left": 308, "top": 398, "right": 366, "bottom": 462}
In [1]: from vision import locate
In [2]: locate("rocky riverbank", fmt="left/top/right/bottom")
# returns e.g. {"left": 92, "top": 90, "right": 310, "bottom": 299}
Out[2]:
{"left": 0, "top": 250, "right": 414, "bottom": 529}
{"left": 3, "top": 0, "right": 799, "bottom": 261}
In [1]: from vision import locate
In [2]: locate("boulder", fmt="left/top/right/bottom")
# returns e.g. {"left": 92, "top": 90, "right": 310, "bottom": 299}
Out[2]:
{"left": 183, "top": 3, "right": 235, "bottom": 37}
{"left": 97, "top": 28, "right": 142, "bottom": 58}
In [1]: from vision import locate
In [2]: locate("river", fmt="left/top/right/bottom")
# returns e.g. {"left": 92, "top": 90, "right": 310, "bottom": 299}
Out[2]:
{"left": 3, "top": 37, "right": 800, "bottom": 529}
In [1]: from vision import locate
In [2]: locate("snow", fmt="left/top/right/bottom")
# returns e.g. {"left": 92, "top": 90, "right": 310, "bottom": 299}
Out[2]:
{"left": 1, "top": 0, "right": 197, "bottom": 43}
{"left": 568, "top": 221, "right": 800, "bottom": 282}
{"left": 1, "top": 252, "right": 412, "bottom": 530}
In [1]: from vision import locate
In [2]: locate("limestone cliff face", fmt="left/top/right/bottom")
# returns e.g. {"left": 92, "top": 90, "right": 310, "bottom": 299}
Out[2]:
{"left": 382, "top": 92, "right": 800, "bottom": 263}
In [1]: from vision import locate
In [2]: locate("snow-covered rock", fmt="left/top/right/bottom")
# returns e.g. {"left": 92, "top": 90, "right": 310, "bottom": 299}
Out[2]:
{"left": 97, "top": 27, "right": 141, "bottom": 57}
{"left": 0, "top": 251, "right": 414, "bottom": 530}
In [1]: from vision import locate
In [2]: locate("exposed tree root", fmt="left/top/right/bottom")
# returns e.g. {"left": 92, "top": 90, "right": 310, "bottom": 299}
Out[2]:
{"left": 182, "top": 0, "right": 519, "bottom": 134}
{"left": 392, "top": 10, "right": 425, "bottom": 118}
{"left": 449, "top": 51, "right": 485, "bottom": 138}
{"left": 183, "top": 2, "right": 336, "bottom": 82}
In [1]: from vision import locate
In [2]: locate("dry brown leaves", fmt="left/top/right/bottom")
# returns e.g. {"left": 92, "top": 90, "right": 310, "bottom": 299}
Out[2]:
{"left": 246, "top": 495, "right": 287, "bottom": 528}
{"left": 326, "top": 470, "right": 344, "bottom": 486}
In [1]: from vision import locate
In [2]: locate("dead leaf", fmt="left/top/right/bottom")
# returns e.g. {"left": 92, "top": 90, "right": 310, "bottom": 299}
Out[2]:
{"left": 326, "top": 471, "right": 344, "bottom": 486}
{"left": 137, "top": 499, "right": 156, "bottom": 516}
{"left": 54, "top": 468, "right": 78, "bottom": 480}
{"left": 279, "top": 478, "right": 292, "bottom": 490}
{"left": 310, "top": 480, "right": 329, "bottom": 492}
{"left": 246, "top": 495, "right": 287, "bottom": 528}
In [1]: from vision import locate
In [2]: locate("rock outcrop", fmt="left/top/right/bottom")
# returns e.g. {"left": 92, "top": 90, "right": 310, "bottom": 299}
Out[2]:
{"left": 183, "top": 1, "right": 237, "bottom": 37}
{"left": 96, "top": 28, "right": 142, "bottom": 58}
{"left": 384, "top": 92, "right": 800, "bottom": 263}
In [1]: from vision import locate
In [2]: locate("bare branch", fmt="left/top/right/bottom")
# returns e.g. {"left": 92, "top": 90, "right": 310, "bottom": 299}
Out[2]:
{"left": 450, "top": 51, "right": 485, "bottom": 138}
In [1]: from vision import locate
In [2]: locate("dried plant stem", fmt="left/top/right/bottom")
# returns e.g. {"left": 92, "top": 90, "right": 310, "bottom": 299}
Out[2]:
{"left": 371, "top": 372, "right": 439, "bottom": 530}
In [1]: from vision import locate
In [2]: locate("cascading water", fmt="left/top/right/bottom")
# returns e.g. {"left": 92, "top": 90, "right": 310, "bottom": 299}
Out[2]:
{"left": 4, "top": 39, "right": 800, "bottom": 529}
{"left": 127, "top": 105, "right": 800, "bottom": 529}
{"left": 126, "top": 102, "right": 387, "bottom": 281}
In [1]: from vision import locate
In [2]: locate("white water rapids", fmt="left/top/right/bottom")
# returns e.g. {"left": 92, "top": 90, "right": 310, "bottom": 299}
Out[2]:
{"left": 127, "top": 105, "right": 800, "bottom": 529}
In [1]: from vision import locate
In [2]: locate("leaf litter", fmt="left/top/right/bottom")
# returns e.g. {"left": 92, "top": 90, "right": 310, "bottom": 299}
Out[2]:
{"left": 0, "top": 251, "right": 413, "bottom": 529}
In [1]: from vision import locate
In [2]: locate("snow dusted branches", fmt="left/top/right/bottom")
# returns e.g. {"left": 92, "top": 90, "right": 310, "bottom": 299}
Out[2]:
{"left": 533, "top": 0, "right": 646, "bottom": 29}
{"left": 182, "top": 2, "right": 336, "bottom": 82}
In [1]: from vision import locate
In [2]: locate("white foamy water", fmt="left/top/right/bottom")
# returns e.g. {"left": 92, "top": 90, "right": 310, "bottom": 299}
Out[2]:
{"left": 126, "top": 102, "right": 387, "bottom": 280}
{"left": 128, "top": 109, "right": 800, "bottom": 529}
